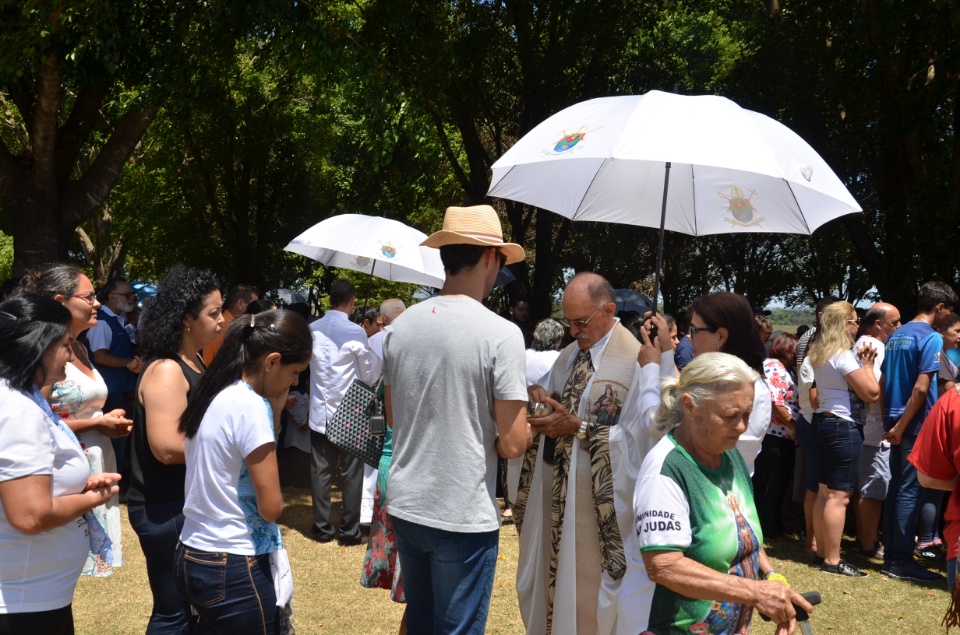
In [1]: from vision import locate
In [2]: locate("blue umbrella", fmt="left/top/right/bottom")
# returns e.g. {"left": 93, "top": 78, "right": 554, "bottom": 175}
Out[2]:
{"left": 613, "top": 289, "right": 654, "bottom": 314}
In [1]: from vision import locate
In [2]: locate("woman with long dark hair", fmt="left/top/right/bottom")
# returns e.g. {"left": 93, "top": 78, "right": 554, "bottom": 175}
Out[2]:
{"left": 684, "top": 293, "right": 771, "bottom": 469}
{"left": 175, "top": 310, "right": 312, "bottom": 634}
{"left": 0, "top": 294, "right": 119, "bottom": 633}
{"left": 638, "top": 292, "right": 772, "bottom": 473}
{"left": 127, "top": 265, "right": 223, "bottom": 633}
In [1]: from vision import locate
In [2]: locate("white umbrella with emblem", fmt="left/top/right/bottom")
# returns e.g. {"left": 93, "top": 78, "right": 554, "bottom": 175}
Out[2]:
{"left": 284, "top": 213, "right": 445, "bottom": 296}
{"left": 487, "top": 91, "right": 862, "bottom": 303}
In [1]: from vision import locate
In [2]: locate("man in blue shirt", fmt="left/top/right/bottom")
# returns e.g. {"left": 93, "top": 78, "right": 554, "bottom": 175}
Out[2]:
{"left": 881, "top": 281, "right": 958, "bottom": 581}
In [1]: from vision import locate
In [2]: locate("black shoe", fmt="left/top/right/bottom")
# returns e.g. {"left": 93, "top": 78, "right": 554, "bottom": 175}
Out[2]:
{"left": 812, "top": 555, "right": 825, "bottom": 566}
{"left": 338, "top": 534, "right": 363, "bottom": 547}
{"left": 821, "top": 559, "right": 867, "bottom": 577}
{"left": 312, "top": 532, "right": 335, "bottom": 544}
{"left": 881, "top": 561, "right": 944, "bottom": 582}
{"left": 914, "top": 543, "right": 946, "bottom": 562}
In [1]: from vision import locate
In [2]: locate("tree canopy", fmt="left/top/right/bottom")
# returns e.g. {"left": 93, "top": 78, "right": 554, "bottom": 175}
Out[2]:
{"left": 1, "top": 1, "right": 956, "bottom": 315}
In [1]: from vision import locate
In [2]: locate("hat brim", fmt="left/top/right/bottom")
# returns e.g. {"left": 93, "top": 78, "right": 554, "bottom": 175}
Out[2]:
{"left": 421, "top": 231, "right": 525, "bottom": 265}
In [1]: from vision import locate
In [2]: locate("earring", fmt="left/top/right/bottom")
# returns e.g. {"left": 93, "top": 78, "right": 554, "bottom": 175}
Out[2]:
{"left": 185, "top": 325, "right": 191, "bottom": 333}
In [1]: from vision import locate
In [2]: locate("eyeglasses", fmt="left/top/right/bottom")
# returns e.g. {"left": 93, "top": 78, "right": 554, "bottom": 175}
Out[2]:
{"left": 560, "top": 305, "right": 604, "bottom": 329}
{"left": 70, "top": 291, "right": 98, "bottom": 305}
{"left": 111, "top": 291, "right": 136, "bottom": 299}
{"left": 846, "top": 318, "right": 860, "bottom": 325}
{"left": 495, "top": 248, "right": 507, "bottom": 269}
{"left": 688, "top": 325, "right": 716, "bottom": 337}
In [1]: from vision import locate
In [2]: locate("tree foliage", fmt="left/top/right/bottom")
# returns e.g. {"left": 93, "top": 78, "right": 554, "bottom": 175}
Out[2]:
{"left": 3, "top": 1, "right": 957, "bottom": 313}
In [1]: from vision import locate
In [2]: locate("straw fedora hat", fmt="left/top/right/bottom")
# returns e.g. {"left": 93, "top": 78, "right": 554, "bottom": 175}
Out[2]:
{"left": 421, "top": 205, "right": 525, "bottom": 265}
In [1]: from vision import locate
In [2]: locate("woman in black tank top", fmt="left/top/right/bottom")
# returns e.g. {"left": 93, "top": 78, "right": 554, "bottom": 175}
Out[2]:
{"left": 126, "top": 265, "right": 224, "bottom": 634}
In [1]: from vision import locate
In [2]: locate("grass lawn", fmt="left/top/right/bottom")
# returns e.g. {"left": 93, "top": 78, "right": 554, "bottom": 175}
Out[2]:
{"left": 73, "top": 455, "right": 952, "bottom": 634}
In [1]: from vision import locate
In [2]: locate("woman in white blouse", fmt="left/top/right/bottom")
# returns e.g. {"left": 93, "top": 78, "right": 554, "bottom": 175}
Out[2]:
{"left": 0, "top": 293, "right": 119, "bottom": 633}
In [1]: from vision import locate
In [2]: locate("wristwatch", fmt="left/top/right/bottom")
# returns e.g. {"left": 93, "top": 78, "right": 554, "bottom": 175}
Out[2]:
{"left": 575, "top": 420, "right": 590, "bottom": 441}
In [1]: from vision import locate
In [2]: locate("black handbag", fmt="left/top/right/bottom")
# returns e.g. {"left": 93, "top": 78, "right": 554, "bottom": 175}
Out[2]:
{"left": 326, "top": 379, "right": 384, "bottom": 467}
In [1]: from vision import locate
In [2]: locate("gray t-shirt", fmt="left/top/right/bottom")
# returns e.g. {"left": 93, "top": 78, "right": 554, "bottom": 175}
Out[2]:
{"left": 383, "top": 295, "right": 528, "bottom": 532}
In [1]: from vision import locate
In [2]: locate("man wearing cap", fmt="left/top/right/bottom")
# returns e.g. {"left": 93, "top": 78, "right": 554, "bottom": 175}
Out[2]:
{"left": 383, "top": 205, "right": 531, "bottom": 634}
{"left": 513, "top": 272, "right": 650, "bottom": 635}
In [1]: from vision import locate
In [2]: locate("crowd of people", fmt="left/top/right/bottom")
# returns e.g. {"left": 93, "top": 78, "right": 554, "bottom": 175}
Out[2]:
{"left": 2, "top": 203, "right": 960, "bottom": 634}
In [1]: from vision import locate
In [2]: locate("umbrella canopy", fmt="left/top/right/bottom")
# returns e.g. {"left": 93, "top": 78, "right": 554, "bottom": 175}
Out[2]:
{"left": 613, "top": 289, "right": 654, "bottom": 314}
{"left": 271, "top": 288, "right": 308, "bottom": 306}
{"left": 284, "top": 214, "right": 445, "bottom": 288}
{"left": 488, "top": 91, "right": 861, "bottom": 235}
{"left": 130, "top": 281, "right": 157, "bottom": 308}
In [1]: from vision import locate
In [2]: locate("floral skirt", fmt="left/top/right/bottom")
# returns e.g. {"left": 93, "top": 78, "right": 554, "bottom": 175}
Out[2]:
{"left": 360, "top": 457, "right": 405, "bottom": 603}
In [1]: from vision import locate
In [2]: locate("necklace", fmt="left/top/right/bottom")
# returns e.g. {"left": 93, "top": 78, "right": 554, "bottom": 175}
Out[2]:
{"left": 72, "top": 339, "right": 93, "bottom": 369}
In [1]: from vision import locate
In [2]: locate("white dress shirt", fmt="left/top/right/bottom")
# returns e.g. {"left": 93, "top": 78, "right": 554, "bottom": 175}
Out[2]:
{"left": 368, "top": 325, "right": 390, "bottom": 361}
{"left": 308, "top": 309, "right": 383, "bottom": 434}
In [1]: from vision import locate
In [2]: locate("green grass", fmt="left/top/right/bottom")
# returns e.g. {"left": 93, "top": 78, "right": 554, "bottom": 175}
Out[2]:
{"left": 72, "top": 459, "right": 952, "bottom": 634}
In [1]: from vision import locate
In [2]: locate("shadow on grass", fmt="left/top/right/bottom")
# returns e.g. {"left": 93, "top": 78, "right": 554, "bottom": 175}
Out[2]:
{"left": 276, "top": 447, "right": 356, "bottom": 542}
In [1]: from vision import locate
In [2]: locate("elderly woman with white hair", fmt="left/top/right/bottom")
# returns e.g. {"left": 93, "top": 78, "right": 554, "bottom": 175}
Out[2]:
{"left": 524, "top": 318, "right": 565, "bottom": 386}
{"left": 618, "top": 352, "right": 812, "bottom": 635}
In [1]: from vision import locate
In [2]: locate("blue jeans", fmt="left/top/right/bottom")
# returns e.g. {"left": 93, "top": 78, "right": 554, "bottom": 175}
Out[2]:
{"left": 390, "top": 515, "right": 499, "bottom": 635}
{"left": 949, "top": 558, "right": 957, "bottom": 591}
{"left": 883, "top": 434, "right": 922, "bottom": 565}
{"left": 174, "top": 544, "right": 278, "bottom": 634}
{"left": 128, "top": 501, "right": 194, "bottom": 634}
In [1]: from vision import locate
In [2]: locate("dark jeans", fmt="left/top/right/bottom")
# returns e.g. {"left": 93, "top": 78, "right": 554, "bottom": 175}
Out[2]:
{"left": 310, "top": 430, "right": 363, "bottom": 541}
{"left": 105, "top": 391, "right": 135, "bottom": 483}
{"left": 391, "top": 515, "right": 499, "bottom": 635}
{"left": 884, "top": 434, "right": 921, "bottom": 565}
{"left": 811, "top": 413, "right": 863, "bottom": 492}
{"left": 128, "top": 501, "right": 195, "bottom": 634}
{"left": 752, "top": 434, "right": 796, "bottom": 538}
{"left": 0, "top": 605, "right": 73, "bottom": 635}
{"left": 794, "top": 414, "right": 820, "bottom": 493}
{"left": 174, "top": 544, "right": 278, "bottom": 634}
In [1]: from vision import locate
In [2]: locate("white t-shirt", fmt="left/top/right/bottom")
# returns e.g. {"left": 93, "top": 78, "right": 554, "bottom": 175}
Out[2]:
{"left": 813, "top": 349, "right": 863, "bottom": 421}
{"left": 856, "top": 335, "right": 886, "bottom": 446}
{"left": 0, "top": 380, "right": 90, "bottom": 613}
{"left": 524, "top": 349, "right": 561, "bottom": 386}
{"left": 181, "top": 380, "right": 281, "bottom": 556}
{"left": 738, "top": 378, "right": 772, "bottom": 475}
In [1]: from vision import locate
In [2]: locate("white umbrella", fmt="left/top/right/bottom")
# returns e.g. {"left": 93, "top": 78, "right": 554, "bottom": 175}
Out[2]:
{"left": 284, "top": 214, "right": 445, "bottom": 288}
{"left": 487, "top": 91, "right": 862, "bottom": 300}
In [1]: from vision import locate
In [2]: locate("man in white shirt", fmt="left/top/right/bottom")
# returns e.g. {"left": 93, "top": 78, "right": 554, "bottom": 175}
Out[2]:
{"left": 368, "top": 298, "right": 405, "bottom": 361}
{"left": 854, "top": 301, "right": 900, "bottom": 559}
{"left": 308, "top": 279, "right": 382, "bottom": 545}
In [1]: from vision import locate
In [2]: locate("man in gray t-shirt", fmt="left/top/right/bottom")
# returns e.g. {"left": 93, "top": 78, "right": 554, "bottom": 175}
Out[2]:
{"left": 383, "top": 204, "right": 531, "bottom": 634}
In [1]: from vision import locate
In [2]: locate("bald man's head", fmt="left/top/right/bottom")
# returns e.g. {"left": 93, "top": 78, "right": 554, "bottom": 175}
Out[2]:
{"left": 379, "top": 298, "right": 406, "bottom": 325}
{"left": 862, "top": 302, "right": 901, "bottom": 343}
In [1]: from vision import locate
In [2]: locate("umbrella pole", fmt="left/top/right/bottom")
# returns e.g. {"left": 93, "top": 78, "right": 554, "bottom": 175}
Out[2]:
{"left": 362, "top": 260, "right": 376, "bottom": 313}
{"left": 651, "top": 162, "right": 672, "bottom": 315}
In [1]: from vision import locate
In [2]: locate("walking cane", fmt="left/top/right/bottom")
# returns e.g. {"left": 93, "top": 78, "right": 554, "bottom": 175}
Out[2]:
{"left": 760, "top": 590, "right": 822, "bottom": 635}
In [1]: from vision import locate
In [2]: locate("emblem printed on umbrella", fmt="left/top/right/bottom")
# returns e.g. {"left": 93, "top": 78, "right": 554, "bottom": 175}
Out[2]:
{"left": 379, "top": 241, "right": 397, "bottom": 258}
{"left": 719, "top": 186, "right": 765, "bottom": 228}
{"left": 355, "top": 256, "right": 372, "bottom": 268}
{"left": 547, "top": 125, "right": 593, "bottom": 155}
